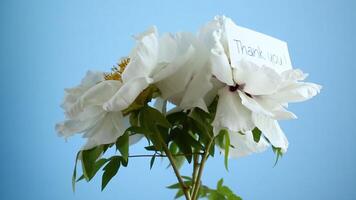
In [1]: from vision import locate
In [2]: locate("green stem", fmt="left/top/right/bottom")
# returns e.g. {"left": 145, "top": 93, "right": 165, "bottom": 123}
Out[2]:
{"left": 191, "top": 138, "right": 214, "bottom": 200}
{"left": 191, "top": 154, "right": 199, "bottom": 194}
{"left": 162, "top": 144, "right": 192, "bottom": 200}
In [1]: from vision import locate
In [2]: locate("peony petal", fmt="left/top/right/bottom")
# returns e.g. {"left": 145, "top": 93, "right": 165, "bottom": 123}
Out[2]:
{"left": 199, "top": 16, "right": 234, "bottom": 86}
{"left": 122, "top": 27, "right": 159, "bottom": 83}
{"left": 67, "top": 80, "right": 122, "bottom": 118}
{"left": 82, "top": 112, "right": 126, "bottom": 150}
{"left": 252, "top": 113, "right": 289, "bottom": 152}
{"left": 272, "top": 82, "right": 322, "bottom": 103}
{"left": 213, "top": 87, "right": 254, "bottom": 133}
{"left": 60, "top": 71, "right": 104, "bottom": 111}
{"left": 214, "top": 127, "right": 270, "bottom": 158}
{"left": 154, "top": 46, "right": 195, "bottom": 99}
{"left": 228, "top": 130, "right": 270, "bottom": 158}
{"left": 103, "top": 76, "right": 153, "bottom": 112}
{"left": 238, "top": 91, "right": 274, "bottom": 117}
{"left": 233, "top": 60, "right": 281, "bottom": 95}
{"left": 209, "top": 30, "right": 234, "bottom": 85}
{"left": 56, "top": 107, "right": 106, "bottom": 138}
{"left": 179, "top": 66, "right": 213, "bottom": 112}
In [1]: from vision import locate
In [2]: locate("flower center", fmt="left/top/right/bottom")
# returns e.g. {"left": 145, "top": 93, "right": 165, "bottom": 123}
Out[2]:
{"left": 229, "top": 83, "right": 241, "bottom": 92}
{"left": 104, "top": 58, "right": 130, "bottom": 81}
{"left": 229, "top": 83, "right": 253, "bottom": 98}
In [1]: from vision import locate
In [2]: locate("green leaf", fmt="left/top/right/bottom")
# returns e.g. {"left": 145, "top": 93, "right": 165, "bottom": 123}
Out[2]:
{"left": 150, "top": 154, "right": 156, "bottom": 169}
{"left": 116, "top": 132, "right": 129, "bottom": 161}
{"left": 224, "top": 132, "right": 230, "bottom": 171}
{"left": 189, "top": 108, "right": 214, "bottom": 140}
{"left": 252, "top": 127, "right": 262, "bottom": 143}
{"left": 144, "top": 145, "right": 158, "bottom": 151}
{"left": 167, "top": 182, "right": 181, "bottom": 189}
{"left": 166, "top": 111, "right": 187, "bottom": 125}
{"left": 182, "top": 176, "right": 192, "bottom": 181}
{"left": 207, "top": 96, "right": 219, "bottom": 119}
{"left": 217, "top": 178, "right": 224, "bottom": 189}
{"left": 76, "top": 174, "right": 85, "bottom": 182}
{"left": 72, "top": 151, "right": 81, "bottom": 192}
{"left": 215, "top": 129, "right": 230, "bottom": 170}
{"left": 139, "top": 105, "right": 171, "bottom": 151}
{"left": 129, "top": 111, "right": 139, "bottom": 126}
{"left": 170, "top": 128, "right": 193, "bottom": 163}
{"left": 272, "top": 146, "right": 283, "bottom": 166}
{"left": 174, "top": 189, "right": 184, "bottom": 199}
{"left": 101, "top": 156, "right": 121, "bottom": 190}
{"left": 140, "top": 105, "right": 171, "bottom": 129}
{"left": 81, "top": 146, "right": 104, "bottom": 181}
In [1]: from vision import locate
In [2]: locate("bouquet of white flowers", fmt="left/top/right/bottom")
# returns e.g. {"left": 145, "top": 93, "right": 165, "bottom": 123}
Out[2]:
{"left": 56, "top": 16, "right": 321, "bottom": 200}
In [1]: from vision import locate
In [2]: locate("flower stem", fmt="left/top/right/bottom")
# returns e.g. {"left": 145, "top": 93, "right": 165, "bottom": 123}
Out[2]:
{"left": 191, "top": 154, "right": 199, "bottom": 194}
{"left": 191, "top": 138, "right": 214, "bottom": 200}
{"left": 162, "top": 144, "right": 192, "bottom": 200}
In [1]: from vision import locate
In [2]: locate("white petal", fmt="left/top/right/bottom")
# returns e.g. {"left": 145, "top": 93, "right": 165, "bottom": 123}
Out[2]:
{"left": 209, "top": 30, "right": 234, "bottom": 85}
{"left": 281, "top": 69, "right": 308, "bottom": 82}
{"left": 60, "top": 71, "right": 104, "bottom": 111}
{"left": 157, "top": 33, "right": 177, "bottom": 63}
{"left": 272, "top": 82, "right": 322, "bottom": 103}
{"left": 103, "top": 76, "right": 153, "bottom": 112}
{"left": 56, "top": 107, "right": 106, "bottom": 138}
{"left": 68, "top": 81, "right": 122, "bottom": 118}
{"left": 233, "top": 60, "right": 282, "bottom": 95}
{"left": 238, "top": 91, "right": 274, "bottom": 117}
{"left": 122, "top": 27, "right": 159, "bottom": 82}
{"left": 80, "top": 71, "right": 105, "bottom": 87}
{"left": 213, "top": 87, "right": 254, "bottom": 133}
{"left": 252, "top": 113, "right": 289, "bottom": 152}
{"left": 82, "top": 112, "right": 126, "bottom": 150}
{"left": 199, "top": 17, "right": 234, "bottom": 85}
{"left": 239, "top": 91, "right": 296, "bottom": 120}
{"left": 154, "top": 47, "right": 195, "bottom": 99}
{"left": 179, "top": 66, "right": 213, "bottom": 112}
{"left": 228, "top": 131, "right": 270, "bottom": 158}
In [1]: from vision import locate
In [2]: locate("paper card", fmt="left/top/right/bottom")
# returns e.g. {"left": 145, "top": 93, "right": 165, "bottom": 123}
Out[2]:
{"left": 225, "top": 20, "right": 292, "bottom": 73}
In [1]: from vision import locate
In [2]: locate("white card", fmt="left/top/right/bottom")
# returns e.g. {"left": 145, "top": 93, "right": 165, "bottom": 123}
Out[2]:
{"left": 225, "top": 20, "right": 292, "bottom": 73}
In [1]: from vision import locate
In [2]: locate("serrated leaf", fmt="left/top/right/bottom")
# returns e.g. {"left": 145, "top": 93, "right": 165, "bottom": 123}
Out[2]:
{"left": 252, "top": 127, "right": 262, "bottom": 143}
{"left": 116, "top": 132, "right": 129, "bottom": 161}
{"left": 101, "top": 156, "right": 121, "bottom": 190}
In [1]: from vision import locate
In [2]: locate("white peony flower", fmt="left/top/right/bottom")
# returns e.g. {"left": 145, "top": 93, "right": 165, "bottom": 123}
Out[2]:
{"left": 56, "top": 71, "right": 141, "bottom": 150}
{"left": 201, "top": 16, "right": 321, "bottom": 155}
{"left": 103, "top": 27, "right": 198, "bottom": 112}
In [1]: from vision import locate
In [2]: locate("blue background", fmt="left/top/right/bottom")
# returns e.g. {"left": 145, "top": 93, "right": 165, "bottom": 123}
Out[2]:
{"left": 1, "top": 0, "right": 355, "bottom": 199}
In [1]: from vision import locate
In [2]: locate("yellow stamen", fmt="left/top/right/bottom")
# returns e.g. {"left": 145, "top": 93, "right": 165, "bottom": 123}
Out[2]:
{"left": 104, "top": 58, "right": 130, "bottom": 81}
